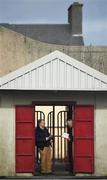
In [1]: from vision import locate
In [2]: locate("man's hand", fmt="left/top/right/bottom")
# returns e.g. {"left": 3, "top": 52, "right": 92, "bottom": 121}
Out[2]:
{"left": 46, "top": 137, "right": 49, "bottom": 141}
{"left": 46, "top": 135, "right": 53, "bottom": 141}
{"left": 68, "top": 137, "right": 71, "bottom": 141}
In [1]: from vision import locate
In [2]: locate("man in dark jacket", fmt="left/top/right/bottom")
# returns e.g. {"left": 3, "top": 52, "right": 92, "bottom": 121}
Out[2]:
{"left": 67, "top": 120, "right": 73, "bottom": 174}
{"left": 35, "top": 119, "right": 53, "bottom": 174}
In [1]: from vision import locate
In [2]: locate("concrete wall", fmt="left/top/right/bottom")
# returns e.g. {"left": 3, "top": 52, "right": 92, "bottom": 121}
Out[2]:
{"left": 95, "top": 93, "right": 107, "bottom": 175}
{"left": 0, "top": 93, "right": 15, "bottom": 176}
{"left": 0, "top": 90, "right": 107, "bottom": 176}
{"left": 0, "top": 26, "right": 107, "bottom": 77}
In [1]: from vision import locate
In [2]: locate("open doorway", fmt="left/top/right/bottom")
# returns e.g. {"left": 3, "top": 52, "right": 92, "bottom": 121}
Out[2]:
{"left": 15, "top": 104, "right": 94, "bottom": 175}
{"left": 35, "top": 105, "right": 74, "bottom": 175}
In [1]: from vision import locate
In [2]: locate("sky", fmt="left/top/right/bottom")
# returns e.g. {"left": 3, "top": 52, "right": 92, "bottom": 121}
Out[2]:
{"left": 0, "top": 0, "right": 107, "bottom": 46}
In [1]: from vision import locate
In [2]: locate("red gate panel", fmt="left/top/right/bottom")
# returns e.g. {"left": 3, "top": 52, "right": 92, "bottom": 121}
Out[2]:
{"left": 73, "top": 105, "right": 94, "bottom": 173}
{"left": 16, "top": 106, "right": 35, "bottom": 174}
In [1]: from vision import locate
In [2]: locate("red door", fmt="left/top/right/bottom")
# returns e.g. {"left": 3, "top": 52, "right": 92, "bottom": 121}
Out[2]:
{"left": 16, "top": 106, "right": 35, "bottom": 174}
{"left": 73, "top": 105, "right": 94, "bottom": 173}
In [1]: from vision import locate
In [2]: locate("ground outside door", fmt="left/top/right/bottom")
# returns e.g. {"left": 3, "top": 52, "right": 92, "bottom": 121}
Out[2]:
{"left": 73, "top": 105, "right": 94, "bottom": 174}
{"left": 16, "top": 106, "right": 35, "bottom": 174}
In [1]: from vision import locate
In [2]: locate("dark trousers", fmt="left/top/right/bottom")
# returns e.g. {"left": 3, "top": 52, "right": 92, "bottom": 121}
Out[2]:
{"left": 68, "top": 141, "right": 73, "bottom": 172}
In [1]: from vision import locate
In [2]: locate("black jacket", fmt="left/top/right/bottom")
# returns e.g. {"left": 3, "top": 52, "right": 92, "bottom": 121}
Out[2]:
{"left": 68, "top": 127, "right": 73, "bottom": 142}
{"left": 35, "top": 126, "right": 51, "bottom": 150}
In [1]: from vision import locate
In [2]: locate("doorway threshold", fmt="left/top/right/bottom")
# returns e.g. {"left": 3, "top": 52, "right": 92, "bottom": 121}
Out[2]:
{"left": 1, "top": 175, "right": 107, "bottom": 179}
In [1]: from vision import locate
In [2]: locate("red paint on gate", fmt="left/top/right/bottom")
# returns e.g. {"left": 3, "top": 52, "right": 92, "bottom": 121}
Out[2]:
{"left": 16, "top": 106, "right": 35, "bottom": 174}
{"left": 73, "top": 105, "right": 94, "bottom": 173}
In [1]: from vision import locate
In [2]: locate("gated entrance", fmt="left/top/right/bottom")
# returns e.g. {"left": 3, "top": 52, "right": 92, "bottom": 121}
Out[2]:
{"left": 15, "top": 103, "right": 94, "bottom": 175}
{"left": 35, "top": 106, "right": 70, "bottom": 174}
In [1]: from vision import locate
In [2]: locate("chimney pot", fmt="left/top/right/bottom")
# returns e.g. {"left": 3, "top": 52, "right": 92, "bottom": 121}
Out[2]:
{"left": 68, "top": 1, "right": 83, "bottom": 35}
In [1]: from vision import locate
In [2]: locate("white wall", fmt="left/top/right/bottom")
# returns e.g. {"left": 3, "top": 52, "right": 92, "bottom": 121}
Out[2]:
{"left": 0, "top": 94, "right": 15, "bottom": 176}
{"left": 94, "top": 93, "right": 107, "bottom": 175}
{"left": 0, "top": 91, "right": 107, "bottom": 176}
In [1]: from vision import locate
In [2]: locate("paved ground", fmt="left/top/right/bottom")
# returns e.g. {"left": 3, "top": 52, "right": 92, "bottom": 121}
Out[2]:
{"left": 0, "top": 178, "right": 107, "bottom": 180}
{"left": 0, "top": 176, "right": 107, "bottom": 180}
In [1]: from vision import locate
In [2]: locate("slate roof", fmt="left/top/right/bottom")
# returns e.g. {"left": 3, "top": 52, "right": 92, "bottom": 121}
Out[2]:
{"left": 0, "top": 23, "right": 84, "bottom": 46}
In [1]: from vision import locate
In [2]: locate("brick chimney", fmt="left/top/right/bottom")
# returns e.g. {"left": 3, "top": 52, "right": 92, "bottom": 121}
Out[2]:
{"left": 68, "top": 2, "right": 83, "bottom": 35}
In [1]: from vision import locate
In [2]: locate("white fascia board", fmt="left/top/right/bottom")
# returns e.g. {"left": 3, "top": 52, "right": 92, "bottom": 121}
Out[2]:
{"left": 0, "top": 87, "right": 107, "bottom": 91}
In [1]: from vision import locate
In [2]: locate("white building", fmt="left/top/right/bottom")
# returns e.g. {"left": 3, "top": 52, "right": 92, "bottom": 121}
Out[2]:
{"left": 0, "top": 51, "right": 107, "bottom": 176}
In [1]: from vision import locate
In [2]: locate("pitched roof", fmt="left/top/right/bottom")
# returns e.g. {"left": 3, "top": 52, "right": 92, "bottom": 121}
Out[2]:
{"left": 0, "top": 24, "right": 84, "bottom": 46}
{"left": 0, "top": 50, "right": 107, "bottom": 91}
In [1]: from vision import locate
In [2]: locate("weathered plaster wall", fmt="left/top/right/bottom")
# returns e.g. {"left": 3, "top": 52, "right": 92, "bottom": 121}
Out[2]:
{"left": 0, "top": 93, "right": 15, "bottom": 176}
{"left": 95, "top": 93, "right": 107, "bottom": 175}
{"left": 0, "top": 26, "right": 107, "bottom": 77}
{"left": 0, "top": 91, "right": 107, "bottom": 176}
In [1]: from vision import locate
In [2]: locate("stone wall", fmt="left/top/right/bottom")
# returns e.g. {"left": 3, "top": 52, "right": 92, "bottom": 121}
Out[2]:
{"left": 0, "top": 26, "right": 107, "bottom": 77}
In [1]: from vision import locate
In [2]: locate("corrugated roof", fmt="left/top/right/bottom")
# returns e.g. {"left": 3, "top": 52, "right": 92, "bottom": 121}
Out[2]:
{"left": 0, "top": 50, "right": 107, "bottom": 91}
